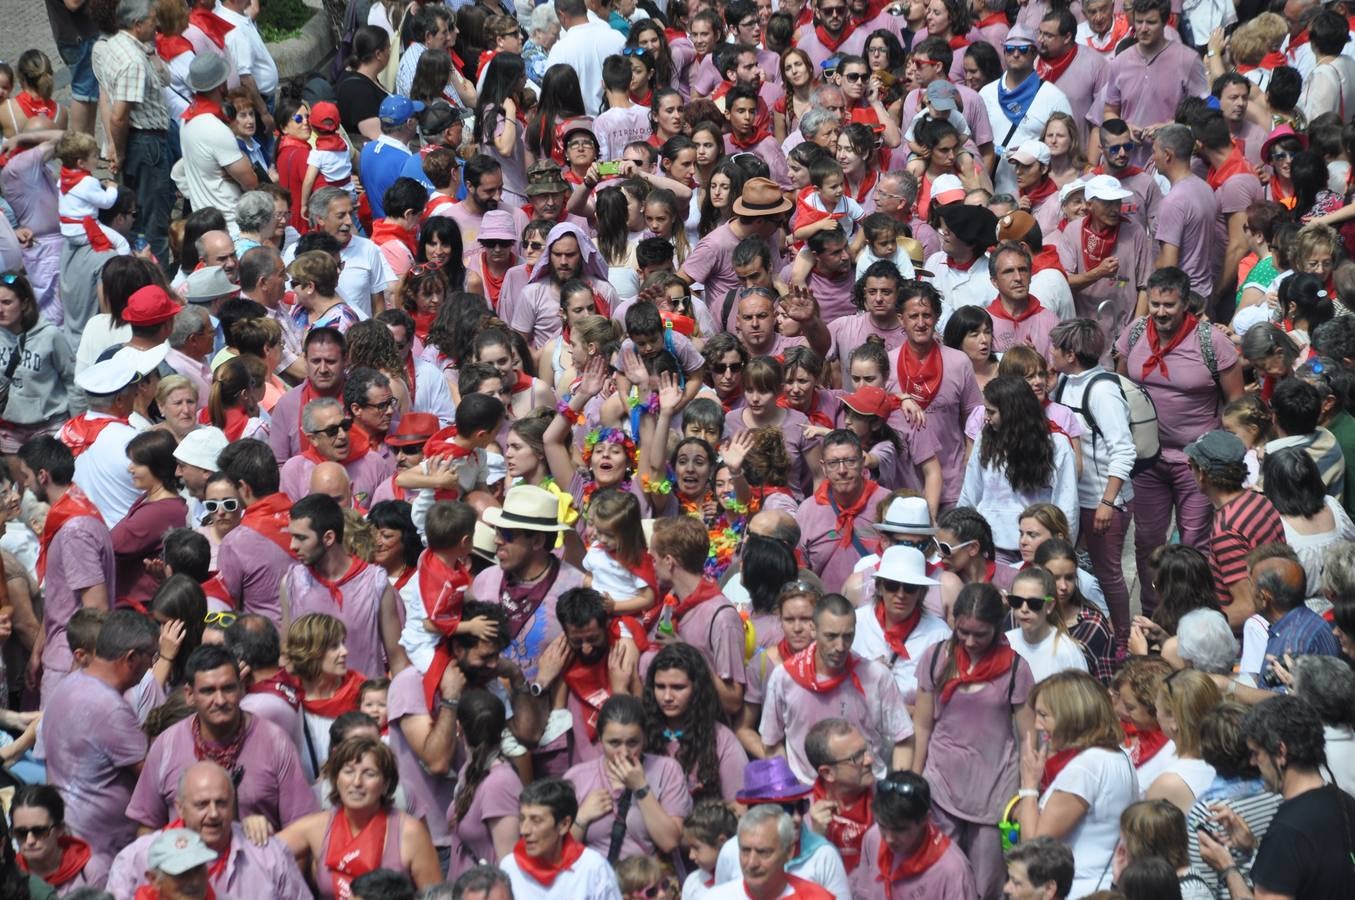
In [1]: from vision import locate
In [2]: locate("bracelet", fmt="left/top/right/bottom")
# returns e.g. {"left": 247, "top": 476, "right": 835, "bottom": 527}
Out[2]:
{"left": 1017, "top": 788, "right": 1039, "bottom": 799}
{"left": 555, "top": 396, "right": 586, "bottom": 426}
{"left": 1099, "top": 498, "right": 1116, "bottom": 509}
{"left": 438, "top": 696, "right": 459, "bottom": 712}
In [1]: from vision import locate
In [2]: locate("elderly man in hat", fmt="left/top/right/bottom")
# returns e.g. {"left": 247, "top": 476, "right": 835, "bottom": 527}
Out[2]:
{"left": 361, "top": 96, "right": 425, "bottom": 220}
{"left": 63, "top": 354, "right": 142, "bottom": 526}
{"left": 1054, "top": 174, "right": 1152, "bottom": 337}
{"left": 924, "top": 204, "right": 999, "bottom": 313}
{"left": 89, "top": 0, "right": 175, "bottom": 267}
{"left": 279, "top": 397, "right": 396, "bottom": 507}
{"left": 183, "top": 265, "right": 239, "bottom": 318}
{"left": 110, "top": 762, "right": 309, "bottom": 898}
{"left": 522, "top": 159, "right": 589, "bottom": 229}
{"left": 680, "top": 178, "right": 794, "bottom": 317}
{"left": 851, "top": 542, "right": 952, "bottom": 703}
{"left": 173, "top": 53, "right": 260, "bottom": 233}
{"left": 711, "top": 758, "right": 851, "bottom": 897}
{"left": 978, "top": 25, "right": 1071, "bottom": 194}
{"left": 509, "top": 223, "right": 622, "bottom": 350}
{"left": 371, "top": 411, "right": 439, "bottom": 505}
{"left": 995, "top": 209, "right": 1074, "bottom": 321}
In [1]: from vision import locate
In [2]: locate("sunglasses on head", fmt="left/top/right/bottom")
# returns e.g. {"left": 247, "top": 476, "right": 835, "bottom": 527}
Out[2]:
{"left": 205, "top": 610, "right": 238, "bottom": 627}
{"left": 623, "top": 46, "right": 649, "bottom": 57}
{"left": 1008, "top": 594, "right": 1049, "bottom": 612}
{"left": 310, "top": 419, "right": 353, "bottom": 439}
{"left": 203, "top": 498, "right": 240, "bottom": 513}
{"left": 0, "top": 273, "right": 19, "bottom": 286}
{"left": 410, "top": 260, "right": 444, "bottom": 277}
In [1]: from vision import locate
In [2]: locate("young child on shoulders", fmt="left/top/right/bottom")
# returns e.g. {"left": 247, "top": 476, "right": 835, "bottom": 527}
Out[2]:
{"left": 56, "top": 131, "right": 129, "bottom": 255}
{"left": 302, "top": 101, "right": 359, "bottom": 211}
{"left": 854, "top": 213, "right": 918, "bottom": 280}
{"left": 582, "top": 488, "right": 658, "bottom": 624}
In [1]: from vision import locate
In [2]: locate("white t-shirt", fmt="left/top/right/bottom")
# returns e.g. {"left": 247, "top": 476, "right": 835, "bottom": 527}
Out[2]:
{"left": 853, "top": 604, "right": 953, "bottom": 703}
{"left": 283, "top": 236, "right": 394, "bottom": 318}
{"left": 1041, "top": 746, "right": 1138, "bottom": 898}
{"left": 1134, "top": 739, "right": 1178, "bottom": 799}
{"left": 1006, "top": 627, "right": 1089, "bottom": 683}
{"left": 582, "top": 545, "right": 649, "bottom": 601}
{"left": 715, "top": 832, "right": 851, "bottom": 899}
{"left": 682, "top": 869, "right": 715, "bottom": 900}
{"left": 500, "top": 845, "right": 622, "bottom": 900}
{"left": 176, "top": 114, "right": 247, "bottom": 229}
{"left": 979, "top": 78, "right": 1072, "bottom": 194}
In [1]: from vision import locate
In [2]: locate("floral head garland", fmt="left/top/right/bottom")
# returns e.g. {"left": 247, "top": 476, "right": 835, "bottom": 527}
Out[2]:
{"left": 582, "top": 427, "right": 639, "bottom": 472}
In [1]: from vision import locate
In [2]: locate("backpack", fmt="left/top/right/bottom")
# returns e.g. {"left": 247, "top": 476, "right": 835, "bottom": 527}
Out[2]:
{"left": 1054, "top": 370, "right": 1161, "bottom": 478}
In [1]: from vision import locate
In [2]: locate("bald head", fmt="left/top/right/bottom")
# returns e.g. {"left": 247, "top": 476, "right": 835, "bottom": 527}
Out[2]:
{"left": 175, "top": 761, "right": 236, "bottom": 851}
{"left": 749, "top": 509, "right": 799, "bottom": 547}
{"left": 1252, "top": 556, "right": 1307, "bottom": 615}
{"left": 310, "top": 461, "right": 352, "bottom": 506}
{"left": 197, "top": 230, "right": 240, "bottom": 283}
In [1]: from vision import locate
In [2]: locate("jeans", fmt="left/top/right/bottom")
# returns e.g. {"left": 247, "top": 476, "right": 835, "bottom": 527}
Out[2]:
{"left": 1081, "top": 502, "right": 1134, "bottom": 647}
{"left": 1131, "top": 456, "right": 1213, "bottom": 616}
{"left": 121, "top": 129, "right": 174, "bottom": 272}
{"left": 56, "top": 38, "right": 99, "bottom": 103}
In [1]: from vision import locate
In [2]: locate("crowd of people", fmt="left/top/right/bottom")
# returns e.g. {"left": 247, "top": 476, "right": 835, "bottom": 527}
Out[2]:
{"left": 1, "top": 0, "right": 1355, "bottom": 897}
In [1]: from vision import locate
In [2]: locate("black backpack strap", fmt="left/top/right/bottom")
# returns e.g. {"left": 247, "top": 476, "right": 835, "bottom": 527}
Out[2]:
{"left": 720, "top": 288, "right": 739, "bottom": 334}
{"left": 1007, "top": 653, "right": 1020, "bottom": 705}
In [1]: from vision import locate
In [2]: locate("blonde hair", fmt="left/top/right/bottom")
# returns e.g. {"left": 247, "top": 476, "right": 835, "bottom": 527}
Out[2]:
{"left": 285, "top": 613, "right": 348, "bottom": 683}
{"left": 1157, "top": 669, "right": 1223, "bottom": 758}
{"left": 1030, "top": 670, "right": 1125, "bottom": 753}
{"left": 56, "top": 131, "right": 97, "bottom": 168}
{"left": 1019, "top": 503, "right": 1070, "bottom": 542}
{"left": 1295, "top": 222, "right": 1340, "bottom": 266}
{"left": 614, "top": 856, "right": 668, "bottom": 896}
{"left": 996, "top": 344, "right": 1048, "bottom": 379}
{"left": 156, "top": 374, "right": 198, "bottom": 408}
{"left": 589, "top": 489, "right": 647, "bottom": 567}
{"left": 1119, "top": 800, "right": 1189, "bottom": 868}
{"left": 1228, "top": 12, "right": 1286, "bottom": 65}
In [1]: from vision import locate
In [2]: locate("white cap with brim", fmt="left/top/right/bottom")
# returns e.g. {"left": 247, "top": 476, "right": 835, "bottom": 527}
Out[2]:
{"left": 1009, "top": 140, "right": 1052, "bottom": 167}
{"left": 1082, "top": 173, "right": 1135, "bottom": 203}
{"left": 173, "top": 426, "right": 228, "bottom": 471}
{"left": 113, "top": 341, "right": 170, "bottom": 378}
{"left": 1059, "top": 178, "right": 1087, "bottom": 203}
{"left": 876, "top": 545, "right": 940, "bottom": 587}
{"left": 185, "top": 266, "right": 238, "bottom": 303}
{"left": 74, "top": 356, "right": 141, "bottom": 396}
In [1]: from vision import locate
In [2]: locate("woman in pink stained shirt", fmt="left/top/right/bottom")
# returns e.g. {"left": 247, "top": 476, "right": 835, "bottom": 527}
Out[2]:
{"left": 449, "top": 689, "right": 523, "bottom": 878}
{"left": 724, "top": 356, "right": 818, "bottom": 499}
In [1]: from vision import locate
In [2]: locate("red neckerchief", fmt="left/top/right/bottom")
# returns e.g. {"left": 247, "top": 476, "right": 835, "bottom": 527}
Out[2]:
{"left": 189, "top": 7, "right": 235, "bottom": 48}
{"left": 987, "top": 295, "right": 1046, "bottom": 324}
{"left": 752, "top": 485, "right": 793, "bottom": 513}
{"left": 197, "top": 405, "right": 250, "bottom": 442}
{"left": 796, "top": 7, "right": 814, "bottom": 27}
{"left": 562, "top": 616, "right": 647, "bottom": 739}
{"left": 239, "top": 492, "right": 294, "bottom": 555}
{"left": 314, "top": 132, "right": 347, "bottom": 152}
{"left": 937, "top": 638, "right": 1016, "bottom": 703}
{"left": 301, "top": 669, "right": 365, "bottom": 718}
{"left": 1030, "top": 246, "right": 1065, "bottom": 276}
{"left": 1041, "top": 747, "right": 1080, "bottom": 791}
{"left": 1021, "top": 177, "right": 1058, "bottom": 206}
{"left": 509, "top": 371, "right": 533, "bottom": 395}
{"left": 410, "top": 310, "right": 435, "bottom": 341}
{"left": 450, "top": 49, "right": 466, "bottom": 70}
{"left": 815, "top": 19, "right": 858, "bottom": 52}
{"left": 878, "top": 822, "right": 951, "bottom": 892}
{"left": 947, "top": 33, "right": 970, "bottom": 49}
{"left": 303, "top": 422, "right": 373, "bottom": 466}
{"left": 1237, "top": 50, "right": 1287, "bottom": 73}
{"left": 14, "top": 91, "right": 57, "bottom": 121}
{"left": 896, "top": 341, "right": 943, "bottom": 408}
{"left": 664, "top": 26, "right": 686, "bottom": 42}
{"left": 1081, "top": 217, "right": 1119, "bottom": 271}
{"left": 1140, "top": 312, "right": 1198, "bottom": 381}
{"left": 511, "top": 835, "right": 585, "bottom": 887}
{"left": 18, "top": 835, "right": 92, "bottom": 886}
{"left": 309, "top": 556, "right": 371, "bottom": 608}
{"left": 785, "top": 642, "right": 865, "bottom": 694}
{"left": 182, "top": 96, "right": 231, "bottom": 124}
{"left": 661, "top": 311, "right": 695, "bottom": 336}
{"left": 1085, "top": 14, "right": 1130, "bottom": 53}
{"left": 1035, "top": 45, "right": 1077, "bottom": 82}
{"left": 476, "top": 49, "right": 499, "bottom": 80}
{"left": 814, "top": 478, "right": 878, "bottom": 549}
{"left": 325, "top": 807, "right": 388, "bottom": 900}
{"left": 296, "top": 379, "right": 345, "bottom": 453}
{"left": 202, "top": 573, "right": 232, "bottom": 607}
{"left": 975, "top": 11, "right": 1007, "bottom": 29}
{"left": 1207, "top": 144, "right": 1253, "bottom": 190}
{"left": 279, "top": 134, "right": 311, "bottom": 155}
{"left": 248, "top": 670, "right": 302, "bottom": 709}
{"left": 665, "top": 577, "right": 724, "bottom": 624}
{"left": 875, "top": 600, "right": 922, "bottom": 659}
{"left": 1287, "top": 29, "right": 1310, "bottom": 62}
{"left": 36, "top": 486, "right": 102, "bottom": 584}
{"left": 422, "top": 642, "right": 457, "bottom": 712}
{"left": 370, "top": 219, "right": 417, "bottom": 256}
{"left": 1124, "top": 722, "right": 1171, "bottom": 767}
{"left": 811, "top": 779, "right": 873, "bottom": 873}
{"left": 945, "top": 254, "right": 981, "bottom": 272}
{"left": 192, "top": 712, "right": 248, "bottom": 772}
{"left": 481, "top": 258, "right": 513, "bottom": 308}
{"left": 778, "top": 392, "right": 833, "bottom": 429}
{"left": 849, "top": 167, "right": 879, "bottom": 204}
{"left": 631, "top": 88, "right": 653, "bottom": 106}
{"left": 58, "top": 165, "right": 92, "bottom": 194}
{"left": 794, "top": 186, "right": 845, "bottom": 235}
{"left": 417, "top": 548, "right": 470, "bottom": 636}
{"left": 155, "top": 33, "right": 193, "bottom": 61}
{"left": 728, "top": 127, "right": 772, "bottom": 151}
{"left": 1270, "top": 177, "right": 1296, "bottom": 211}
{"left": 775, "top": 637, "right": 798, "bottom": 662}
{"left": 423, "top": 194, "right": 457, "bottom": 220}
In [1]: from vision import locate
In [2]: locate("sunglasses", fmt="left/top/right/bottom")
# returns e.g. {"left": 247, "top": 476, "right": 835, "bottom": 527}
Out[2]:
{"left": 309, "top": 418, "right": 354, "bottom": 439}
{"left": 1003, "top": 44, "right": 1034, "bottom": 54}
{"left": 0, "top": 273, "right": 19, "bottom": 286}
{"left": 205, "top": 610, "right": 238, "bottom": 627}
{"left": 632, "top": 884, "right": 665, "bottom": 900}
{"left": 894, "top": 536, "right": 934, "bottom": 553}
{"left": 524, "top": 240, "right": 546, "bottom": 251}
{"left": 291, "top": 112, "right": 307, "bottom": 124}
{"left": 936, "top": 538, "right": 975, "bottom": 556}
{"left": 878, "top": 577, "right": 926, "bottom": 594}
{"left": 1106, "top": 142, "right": 1134, "bottom": 154}
{"left": 1270, "top": 149, "right": 1297, "bottom": 162}
{"left": 203, "top": 498, "right": 240, "bottom": 513}
{"left": 410, "top": 261, "right": 444, "bottom": 277}
{"left": 913, "top": 57, "right": 942, "bottom": 67}
{"left": 622, "top": 46, "right": 649, "bottom": 57}
{"left": 481, "top": 239, "right": 514, "bottom": 249}
{"left": 12, "top": 825, "right": 55, "bottom": 841}
{"left": 359, "top": 397, "right": 401, "bottom": 411}
{"left": 842, "top": 71, "right": 868, "bottom": 82}
{"left": 711, "top": 361, "right": 744, "bottom": 374}
{"left": 1008, "top": 594, "right": 1049, "bottom": 612}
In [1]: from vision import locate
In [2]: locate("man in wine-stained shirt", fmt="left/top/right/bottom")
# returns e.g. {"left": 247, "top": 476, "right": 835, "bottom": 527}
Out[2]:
{"left": 268, "top": 327, "right": 348, "bottom": 466}
{"left": 796, "top": 0, "right": 869, "bottom": 67}
{"left": 216, "top": 439, "right": 294, "bottom": 628}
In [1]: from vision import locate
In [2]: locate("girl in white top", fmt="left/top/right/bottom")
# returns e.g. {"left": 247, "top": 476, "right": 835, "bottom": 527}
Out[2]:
{"left": 1005, "top": 568, "right": 1089, "bottom": 683}
{"left": 1262, "top": 446, "right": 1355, "bottom": 597}
{"left": 580, "top": 489, "right": 657, "bottom": 622}
{"left": 1016, "top": 671, "right": 1140, "bottom": 899}
{"left": 1146, "top": 669, "right": 1222, "bottom": 815}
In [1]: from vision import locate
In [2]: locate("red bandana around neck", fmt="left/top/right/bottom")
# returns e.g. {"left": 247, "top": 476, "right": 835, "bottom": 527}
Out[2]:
{"left": 198, "top": 405, "right": 251, "bottom": 442}
{"left": 1085, "top": 14, "right": 1130, "bottom": 52}
{"left": 309, "top": 556, "right": 370, "bottom": 608}
{"left": 417, "top": 548, "right": 470, "bottom": 636}
{"left": 947, "top": 34, "right": 970, "bottom": 50}
{"left": 1030, "top": 246, "right": 1065, "bottom": 276}
{"left": 155, "top": 33, "right": 193, "bottom": 61}
{"left": 182, "top": 96, "right": 231, "bottom": 124}
{"left": 510, "top": 370, "right": 534, "bottom": 395}
{"left": 58, "top": 412, "right": 128, "bottom": 459}
{"left": 14, "top": 91, "right": 58, "bottom": 121}
{"left": 1041, "top": 747, "right": 1081, "bottom": 791}
{"left": 511, "top": 834, "right": 586, "bottom": 887}
{"left": 189, "top": 7, "right": 235, "bottom": 47}
{"left": 895, "top": 341, "right": 943, "bottom": 408}
{"left": 666, "top": 577, "right": 724, "bottom": 624}
{"left": 239, "top": 492, "right": 293, "bottom": 554}
{"left": 370, "top": 219, "right": 417, "bottom": 256}
{"left": 987, "top": 295, "right": 1046, "bottom": 324}
{"left": 937, "top": 639, "right": 1016, "bottom": 703}
{"left": 1140, "top": 312, "right": 1198, "bottom": 381}
{"left": 811, "top": 780, "right": 873, "bottom": 873}
{"left": 325, "top": 807, "right": 389, "bottom": 900}
{"left": 314, "top": 133, "right": 348, "bottom": 152}
{"left": 728, "top": 127, "right": 772, "bottom": 151}
{"left": 815, "top": 19, "right": 857, "bottom": 51}
{"left": 1080, "top": 218, "right": 1120, "bottom": 272}
{"left": 975, "top": 11, "right": 1007, "bottom": 29}
{"left": 1021, "top": 177, "right": 1058, "bottom": 207}
{"left": 302, "top": 669, "right": 365, "bottom": 719}
{"left": 1035, "top": 45, "right": 1078, "bottom": 82}
{"left": 878, "top": 822, "right": 951, "bottom": 889}
{"left": 945, "top": 254, "right": 980, "bottom": 272}
{"left": 778, "top": 393, "right": 833, "bottom": 429}
{"left": 36, "top": 485, "right": 102, "bottom": 584}
{"left": 784, "top": 642, "right": 865, "bottom": 694}
{"left": 1124, "top": 722, "right": 1171, "bottom": 767}
{"left": 876, "top": 601, "right": 922, "bottom": 659}
{"left": 561, "top": 617, "right": 646, "bottom": 739}
{"left": 1206, "top": 145, "right": 1253, "bottom": 190}
{"left": 814, "top": 478, "right": 879, "bottom": 549}
{"left": 19, "top": 835, "right": 92, "bottom": 886}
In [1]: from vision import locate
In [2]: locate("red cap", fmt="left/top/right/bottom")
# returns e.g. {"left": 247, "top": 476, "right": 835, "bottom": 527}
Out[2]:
{"left": 310, "top": 101, "right": 341, "bottom": 133}
{"left": 842, "top": 385, "right": 900, "bottom": 418}
{"left": 122, "top": 285, "right": 183, "bottom": 327}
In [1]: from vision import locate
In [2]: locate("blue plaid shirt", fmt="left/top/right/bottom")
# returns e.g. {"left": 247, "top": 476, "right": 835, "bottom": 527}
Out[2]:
{"left": 1262, "top": 606, "right": 1341, "bottom": 688}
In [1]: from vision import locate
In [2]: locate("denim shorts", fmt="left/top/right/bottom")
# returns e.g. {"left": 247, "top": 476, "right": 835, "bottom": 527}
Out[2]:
{"left": 57, "top": 37, "right": 99, "bottom": 104}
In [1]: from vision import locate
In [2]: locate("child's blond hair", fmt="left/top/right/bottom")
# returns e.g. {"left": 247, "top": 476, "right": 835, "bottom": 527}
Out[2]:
{"left": 56, "top": 131, "right": 97, "bottom": 168}
{"left": 589, "top": 488, "right": 647, "bottom": 567}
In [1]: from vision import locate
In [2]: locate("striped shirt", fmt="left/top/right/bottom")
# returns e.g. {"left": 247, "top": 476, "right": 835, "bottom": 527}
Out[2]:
{"left": 90, "top": 31, "right": 170, "bottom": 131}
{"left": 1262, "top": 606, "right": 1342, "bottom": 688}
{"left": 1261, "top": 429, "right": 1346, "bottom": 499}
{"left": 1186, "top": 781, "right": 1282, "bottom": 898}
{"left": 1209, "top": 490, "right": 1284, "bottom": 604}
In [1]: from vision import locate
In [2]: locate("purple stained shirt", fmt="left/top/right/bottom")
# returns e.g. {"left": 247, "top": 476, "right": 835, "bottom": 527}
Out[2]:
{"left": 565, "top": 753, "right": 693, "bottom": 859}
{"left": 40, "top": 513, "right": 114, "bottom": 677}
{"left": 279, "top": 450, "right": 396, "bottom": 508}
{"left": 106, "top": 823, "right": 310, "bottom": 900}
{"left": 1102, "top": 40, "right": 1209, "bottom": 167}
{"left": 870, "top": 418, "right": 941, "bottom": 492}
{"left": 886, "top": 344, "right": 983, "bottom": 505}
{"left": 724, "top": 407, "right": 816, "bottom": 499}
{"left": 511, "top": 276, "right": 622, "bottom": 349}
{"left": 662, "top": 722, "right": 748, "bottom": 802}
{"left": 594, "top": 105, "right": 654, "bottom": 161}
{"left": 724, "top": 133, "right": 791, "bottom": 189}
{"left": 282, "top": 561, "right": 390, "bottom": 678}
{"left": 682, "top": 223, "right": 747, "bottom": 321}
{"left": 44, "top": 670, "right": 148, "bottom": 857}
{"left": 760, "top": 653, "right": 913, "bottom": 783}
{"left": 450, "top": 757, "right": 522, "bottom": 878}
{"left": 1055, "top": 216, "right": 1155, "bottom": 338}
{"left": 618, "top": 330, "right": 704, "bottom": 374}
{"left": 0, "top": 144, "right": 60, "bottom": 236}
{"left": 1047, "top": 47, "right": 1109, "bottom": 142}
{"left": 674, "top": 591, "right": 748, "bottom": 686}
{"left": 850, "top": 824, "right": 979, "bottom": 900}
{"left": 473, "top": 562, "right": 585, "bottom": 683}
{"left": 1029, "top": 193, "right": 1063, "bottom": 241}
{"left": 1109, "top": 169, "right": 1163, "bottom": 235}
{"left": 268, "top": 386, "right": 307, "bottom": 466}
{"left": 1211, "top": 172, "right": 1264, "bottom": 283}
{"left": 795, "top": 26, "right": 868, "bottom": 68}
{"left": 796, "top": 482, "right": 892, "bottom": 594}
{"left": 828, "top": 315, "right": 906, "bottom": 372}
{"left": 1153, "top": 173, "right": 1221, "bottom": 299}
{"left": 989, "top": 304, "right": 1061, "bottom": 365}
{"left": 217, "top": 517, "right": 297, "bottom": 628}
{"left": 387, "top": 665, "right": 458, "bottom": 848}
{"left": 127, "top": 713, "right": 318, "bottom": 830}
{"left": 776, "top": 264, "right": 858, "bottom": 324}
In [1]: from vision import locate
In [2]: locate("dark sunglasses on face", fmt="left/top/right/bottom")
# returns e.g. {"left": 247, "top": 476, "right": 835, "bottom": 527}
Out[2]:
{"left": 778, "top": 799, "right": 810, "bottom": 817}
{"left": 13, "top": 825, "right": 55, "bottom": 841}
{"left": 842, "top": 71, "right": 867, "bottom": 82}
{"left": 1106, "top": 142, "right": 1134, "bottom": 154}
{"left": 1008, "top": 594, "right": 1049, "bottom": 612}
{"left": 203, "top": 498, "right": 240, "bottom": 513}
{"left": 524, "top": 240, "right": 546, "bottom": 251}
{"left": 1003, "top": 44, "right": 1034, "bottom": 54}
{"left": 310, "top": 419, "right": 353, "bottom": 439}
{"left": 894, "top": 536, "right": 934, "bottom": 553}
{"left": 711, "top": 361, "right": 744, "bottom": 374}
{"left": 481, "top": 239, "right": 514, "bottom": 249}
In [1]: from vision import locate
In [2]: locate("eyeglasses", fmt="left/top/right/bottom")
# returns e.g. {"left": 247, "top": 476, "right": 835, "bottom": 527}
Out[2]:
{"left": 205, "top": 610, "right": 238, "bottom": 627}
{"left": 203, "top": 498, "right": 240, "bottom": 513}
{"left": 777, "top": 799, "right": 810, "bottom": 816}
{"left": 567, "top": 139, "right": 596, "bottom": 150}
{"left": 12, "top": 824, "right": 55, "bottom": 841}
{"left": 842, "top": 71, "right": 868, "bottom": 82}
{"left": 1008, "top": 594, "right": 1050, "bottom": 612}
{"left": 309, "top": 418, "right": 353, "bottom": 439}
{"left": 359, "top": 397, "right": 400, "bottom": 411}
{"left": 894, "top": 536, "right": 934, "bottom": 553}
{"left": 710, "top": 361, "right": 744, "bottom": 374}
{"left": 823, "top": 456, "right": 863, "bottom": 469}
{"left": 1003, "top": 44, "right": 1034, "bottom": 54}
{"left": 936, "top": 538, "right": 975, "bottom": 556}
{"left": 481, "top": 239, "right": 514, "bottom": 249}
{"left": 913, "top": 57, "right": 942, "bottom": 67}
{"left": 524, "top": 240, "right": 546, "bottom": 251}
{"left": 829, "top": 746, "right": 871, "bottom": 767}
{"left": 396, "top": 443, "right": 426, "bottom": 455}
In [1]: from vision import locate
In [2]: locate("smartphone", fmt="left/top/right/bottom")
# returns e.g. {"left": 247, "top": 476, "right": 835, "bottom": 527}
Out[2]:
{"left": 597, "top": 161, "right": 622, "bottom": 176}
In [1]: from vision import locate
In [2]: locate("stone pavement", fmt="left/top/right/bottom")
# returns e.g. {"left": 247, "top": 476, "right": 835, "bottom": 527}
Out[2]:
{"left": 8, "top": 4, "right": 66, "bottom": 98}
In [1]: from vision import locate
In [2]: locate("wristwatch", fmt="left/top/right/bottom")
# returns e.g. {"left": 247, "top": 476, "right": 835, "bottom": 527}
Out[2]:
{"left": 528, "top": 681, "right": 545, "bottom": 698}
{"left": 634, "top": 785, "right": 651, "bottom": 801}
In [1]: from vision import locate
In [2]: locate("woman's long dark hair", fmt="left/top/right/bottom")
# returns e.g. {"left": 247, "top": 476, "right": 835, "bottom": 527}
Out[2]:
{"left": 475, "top": 52, "right": 527, "bottom": 148}
{"left": 1148, "top": 544, "right": 1219, "bottom": 635}
{"left": 151, "top": 574, "right": 207, "bottom": 688}
{"left": 527, "top": 64, "right": 586, "bottom": 158}
{"left": 979, "top": 375, "right": 1054, "bottom": 494}
{"left": 1291, "top": 150, "right": 1330, "bottom": 219}
{"left": 642, "top": 643, "right": 724, "bottom": 802}
{"left": 628, "top": 21, "right": 675, "bottom": 91}
{"left": 453, "top": 688, "right": 509, "bottom": 822}
{"left": 177, "top": 207, "right": 228, "bottom": 277}
{"left": 101, "top": 255, "right": 162, "bottom": 328}
{"left": 415, "top": 217, "right": 467, "bottom": 290}
{"left": 594, "top": 186, "right": 631, "bottom": 265}
{"left": 742, "top": 535, "right": 798, "bottom": 615}
{"left": 699, "top": 158, "right": 749, "bottom": 237}
{"left": 1263, "top": 446, "right": 1326, "bottom": 518}
{"left": 409, "top": 48, "right": 453, "bottom": 107}
{"left": 934, "top": 583, "right": 1008, "bottom": 694}
{"left": 427, "top": 292, "right": 492, "bottom": 364}
{"left": 367, "top": 500, "right": 423, "bottom": 569}
{"left": 347, "top": 25, "right": 390, "bottom": 70}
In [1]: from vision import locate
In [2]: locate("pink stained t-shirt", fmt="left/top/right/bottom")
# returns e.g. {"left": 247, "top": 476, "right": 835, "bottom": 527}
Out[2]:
{"left": 662, "top": 721, "right": 749, "bottom": 803}
{"left": 1210, "top": 171, "right": 1264, "bottom": 283}
{"left": 39, "top": 513, "right": 114, "bottom": 678}
{"left": 386, "top": 665, "right": 458, "bottom": 849}
{"left": 593, "top": 105, "right": 654, "bottom": 161}
{"left": 673, "top": 590, "right": 749, "bottom": 687}
{"left": 449, "top": 757, "right": 522, "bottom": 879}
{"left": 828, "top": 315, "right": 906, "bottom": 372}
{"left": 777, "top": 263, "right": 858, "bottom": 324}
{"left": 797, "top": 482, "right": 892, "bottom": 594}
{"left": 282, "top": 560, "right": 391, "bottom": 679}
{"left": 1152, "top": 174, "right": 1219, "bottom": 298}
{"left": 683, "top": 222, "right": 748, "bottom": 319}
{"left": 565, "top": 753, "right": 694, "bottom": 859}
{"left": 218, "top": 515, "right": 296, "bottom": 628}
{"left": 1045, "top": 47, "right": 1109, "bottom": 143}
{"left": 1102, "top": 40, "right": 1209, "bottom": 168}
{"left": 850, "top": 824, "right": 979, "bottom": 900}
{"left": 886, "top": 344, "right": 985, "bottom": 505}
{"left": 1055, "top": 215, "right": 1155, "bottom": 340}
{"left": 987, "top": 302, "right": 1061, "bottom": 364}
{"left": 279, "top": 451, "right": 396, "bottom": 508}
{"left": 725, "top": 406, "right": 817, "bottom": 499}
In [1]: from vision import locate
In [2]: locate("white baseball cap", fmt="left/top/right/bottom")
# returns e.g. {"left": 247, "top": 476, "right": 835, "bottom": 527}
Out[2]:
{"left": 1082, "top": 173, "right": 1135, "bottom": 203}
{"left": 1009, "top": 140, "right": 1052, "bottom": 167}
{"left": 174, "top": 427, "right": 228, "bottom": 471}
